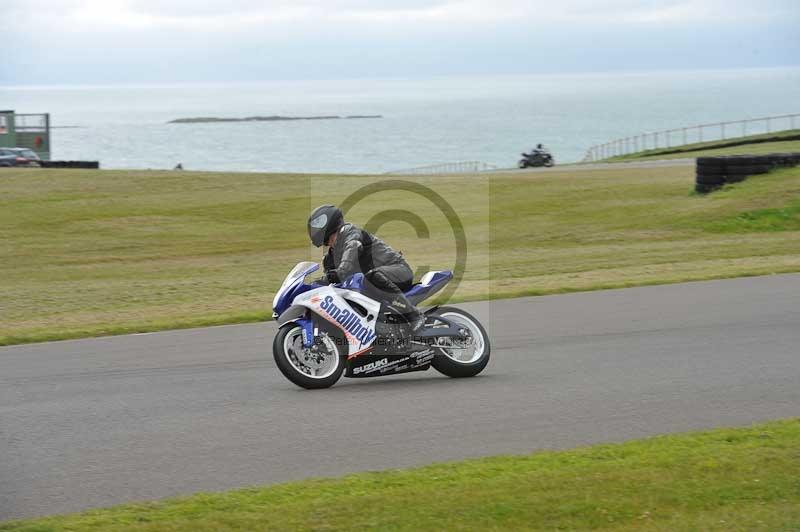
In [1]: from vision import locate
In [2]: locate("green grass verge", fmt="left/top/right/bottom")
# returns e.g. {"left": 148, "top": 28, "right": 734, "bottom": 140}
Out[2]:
{"left": 3, "top": 419, "right": 798, "bottom": 531}
{"left": 604, "top": 129, "right": 800, "bottom": 162}
{"left": 1, "top": 165, "right": 800, "bottom": 346}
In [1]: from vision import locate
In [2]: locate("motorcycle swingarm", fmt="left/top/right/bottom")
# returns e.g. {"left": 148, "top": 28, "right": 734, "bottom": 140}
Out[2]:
{"left": 414, "top": 316, "right": 464, "bottom": 339}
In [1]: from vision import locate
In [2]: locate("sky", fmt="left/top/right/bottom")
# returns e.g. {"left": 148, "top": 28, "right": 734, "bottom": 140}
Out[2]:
{"left": 2, "top": 0, "right": 799, "bottom": 84}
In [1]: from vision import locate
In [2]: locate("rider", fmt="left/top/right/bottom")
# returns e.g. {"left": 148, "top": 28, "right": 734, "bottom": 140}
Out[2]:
{"left": 307, "top": 205, "right": 425, "bottom": 332}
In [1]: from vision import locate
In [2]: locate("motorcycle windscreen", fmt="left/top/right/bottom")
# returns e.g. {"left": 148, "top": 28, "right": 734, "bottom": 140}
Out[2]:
{"left": 272, "top": 261, "right": 319, "bottom": 309}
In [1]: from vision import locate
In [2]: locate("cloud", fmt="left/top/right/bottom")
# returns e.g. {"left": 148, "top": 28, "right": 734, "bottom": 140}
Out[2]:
{"left": 2, "top": 0, "right": 797, "bottom": 84}
{"left": 8, "top": 0, "right": 799, "bottom": 32}
{"left": 9, "top": 0, "right": 454, "bottom": 31}
{"left": 128, "top": 0, "right": 449, "bottom": 17}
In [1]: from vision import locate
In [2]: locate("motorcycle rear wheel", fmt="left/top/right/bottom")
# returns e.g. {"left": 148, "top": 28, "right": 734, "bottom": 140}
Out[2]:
{"left": 430, "top": 307, "right": 491, "bottom": 378}
{"left": 273, "top": 324, "right": 345, "bottom": 389}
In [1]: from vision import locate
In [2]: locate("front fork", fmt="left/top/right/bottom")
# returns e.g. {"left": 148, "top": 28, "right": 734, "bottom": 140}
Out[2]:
{"left": 295, "top": 317, "right": 315, "bottom": 348}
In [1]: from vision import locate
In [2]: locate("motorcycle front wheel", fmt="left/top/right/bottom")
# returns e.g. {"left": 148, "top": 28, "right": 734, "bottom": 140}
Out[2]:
{"left": 518, "top": 159, "right": 529, "bottom": 169}
{"left": 430, "top": 307, "right": 491, "bottom": 378}
{"left": 544, "top": 159, "right": 554, "bottom": 167}
{"left": 273, "top": 324, "right": 345, "bottom": 389}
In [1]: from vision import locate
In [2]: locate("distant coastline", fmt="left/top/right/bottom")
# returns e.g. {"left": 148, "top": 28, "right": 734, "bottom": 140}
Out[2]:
{"left": 168, "top": 115, "right": 383, "bottom": 124}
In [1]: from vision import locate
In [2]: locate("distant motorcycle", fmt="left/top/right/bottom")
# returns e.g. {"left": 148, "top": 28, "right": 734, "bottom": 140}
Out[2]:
{"left": 271, "top": 262, "right": 491, "bottom": 389}
{"left": 518, "top": 151, "right": 554, "bottom": 168}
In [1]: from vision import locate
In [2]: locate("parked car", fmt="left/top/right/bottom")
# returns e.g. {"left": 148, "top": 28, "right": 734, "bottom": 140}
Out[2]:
{"left": 0, "top": 148, "right": 42, "bottom": 167}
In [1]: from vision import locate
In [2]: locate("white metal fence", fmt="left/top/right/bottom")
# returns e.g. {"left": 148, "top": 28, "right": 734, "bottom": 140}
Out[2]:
{"left": 583, "top": 112, "right": 800, "bottom": 162}
{"left": 386, "top": 161, "right": 498, "bottom": 175}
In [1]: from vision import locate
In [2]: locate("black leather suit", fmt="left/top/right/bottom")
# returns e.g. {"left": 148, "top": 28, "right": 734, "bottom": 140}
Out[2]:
{"left": 320, "top": 223, "right": 419, "bottom": 319}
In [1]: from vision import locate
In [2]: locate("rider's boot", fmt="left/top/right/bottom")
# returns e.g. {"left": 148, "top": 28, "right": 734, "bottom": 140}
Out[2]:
{"left": 404, "top": 308, "right": 425, "bottom": 333}
{"left": 374, "top": 300, "right": 424, "bottom": 351}
{"left": 387, "top": 296, "right": 425, "bottom": 334}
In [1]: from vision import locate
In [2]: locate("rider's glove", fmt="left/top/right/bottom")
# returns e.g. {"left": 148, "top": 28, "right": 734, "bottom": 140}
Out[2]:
{"left": 325, "top": 269, "right": 340, "bottom": 284}
{"left": 313, "top": 269, "right": 339, "bottom": 285}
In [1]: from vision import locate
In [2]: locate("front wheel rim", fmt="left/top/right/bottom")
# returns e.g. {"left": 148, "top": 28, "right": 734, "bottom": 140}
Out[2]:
{"left": 283, "top": 326, "right": 340, "bottom": 379}
{"left": 438, "top": 312, "right": 486, "bottom": 364}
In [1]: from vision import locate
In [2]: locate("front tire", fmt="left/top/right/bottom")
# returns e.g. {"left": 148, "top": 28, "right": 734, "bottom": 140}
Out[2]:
{"left": 273, "top": 324, "right": 345, "bottom": 389}
{"left": 430, "top": 307, "right": 491, "bottom": 378}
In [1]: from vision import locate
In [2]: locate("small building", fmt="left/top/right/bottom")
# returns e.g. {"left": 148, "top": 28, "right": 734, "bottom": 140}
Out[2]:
{"left": 0, "top": 110, "right": 51, "bottom": 160}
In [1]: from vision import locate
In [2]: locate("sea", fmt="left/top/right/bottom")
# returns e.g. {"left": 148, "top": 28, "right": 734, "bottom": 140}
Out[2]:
{"left": 1, "top": 67, "right": 798, "bottom": 174}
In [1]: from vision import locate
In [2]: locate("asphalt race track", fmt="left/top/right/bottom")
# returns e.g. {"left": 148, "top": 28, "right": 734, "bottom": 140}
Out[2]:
{"left": 2, "top": 274, "right": 799, "bottom": 520}
{"left": 493, "top": 157, "right": 695, "bottom": 173}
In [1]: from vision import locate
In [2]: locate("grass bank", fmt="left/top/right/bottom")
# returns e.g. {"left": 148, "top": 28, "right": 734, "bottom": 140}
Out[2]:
{"left": 1, "top": 165, "right": 800, "bottom": 345}
{"left": 604, "top": 129, "right": 800, "bottom": 162}
{"left": 3, "top": 419, "right": 798, "bottom": 531}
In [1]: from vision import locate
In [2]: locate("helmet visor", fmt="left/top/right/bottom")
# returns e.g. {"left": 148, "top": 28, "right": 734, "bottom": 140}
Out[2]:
{"left": 309, "top": 213, "right": 328, "bottom": 229}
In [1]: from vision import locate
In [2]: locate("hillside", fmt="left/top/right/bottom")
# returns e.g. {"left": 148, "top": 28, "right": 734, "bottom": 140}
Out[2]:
{"left": 1, "top": 164, "right": 798, "bottom": 345}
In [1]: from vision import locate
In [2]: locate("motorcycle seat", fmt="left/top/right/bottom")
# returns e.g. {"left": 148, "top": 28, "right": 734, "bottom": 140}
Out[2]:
{"left": 404, "top": 271, "right": 453, "bottom": 305}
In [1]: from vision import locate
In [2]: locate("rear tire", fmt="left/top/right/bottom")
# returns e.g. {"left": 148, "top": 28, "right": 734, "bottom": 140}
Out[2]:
{"left": 430, "top": 307, "right": 491, "bottom": 378}
{"left": 273, "top": 324, "right": 345, "bottom": 389}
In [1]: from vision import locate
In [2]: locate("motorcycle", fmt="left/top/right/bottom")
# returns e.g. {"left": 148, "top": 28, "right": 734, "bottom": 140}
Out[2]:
{"left": 271, "top": 262, "right": 491, "bottom": 389}
{"left": 518, "top": 151, "right": 554, "bottom": 168}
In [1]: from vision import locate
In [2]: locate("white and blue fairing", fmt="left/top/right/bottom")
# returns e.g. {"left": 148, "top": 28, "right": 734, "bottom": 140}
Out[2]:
{"left": 272, "top": 261, "right": 453, "bottom": 357}
{"left": 405, "top": 271, "right": 453, "bottom": 305}
{"left": 272, "top": 263, "right": 380, "bottom": 357}
{"left": 272, "top": 261, "right": 320, "bottom": 317}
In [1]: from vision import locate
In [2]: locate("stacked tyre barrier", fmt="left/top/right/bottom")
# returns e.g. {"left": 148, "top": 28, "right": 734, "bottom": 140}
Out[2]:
{"left": 695, "top": 153, "right": 800, "bottom": 194}
{"left": 40, "top": 160, "right": 100, "bottom": 169}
